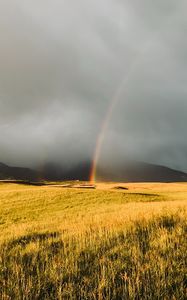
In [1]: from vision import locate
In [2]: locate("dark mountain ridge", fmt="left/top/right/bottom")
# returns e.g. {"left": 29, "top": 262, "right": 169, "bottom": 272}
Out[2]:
{"left": 0, "top": 161, "right": 187, "bottom": 182}
{"left": 96, "top": 161, "right": 187, "bottom": 182}
{"left": 0, "top": 162, "right": 38, "bottom": 181}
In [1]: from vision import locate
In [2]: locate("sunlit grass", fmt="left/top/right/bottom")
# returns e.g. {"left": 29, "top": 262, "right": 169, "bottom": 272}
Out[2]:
{"left": 0, "top": 182, "right": 187, "bottom": 299}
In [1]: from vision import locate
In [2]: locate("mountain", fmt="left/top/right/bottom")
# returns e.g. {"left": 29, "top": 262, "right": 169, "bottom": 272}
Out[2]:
{"left": 96, "top": 161, "right": 187, "bottom": 182}
{"left": 0, "top": 161, "right": 187, "bottom": 182}
{"left": 39, "top": 161, "right": 187, "bottom": 182}
{"left": 0, "top": 162, "right": 38, "bottom": 181}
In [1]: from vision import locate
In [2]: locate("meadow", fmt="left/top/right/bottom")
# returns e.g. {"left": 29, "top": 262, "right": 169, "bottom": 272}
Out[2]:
{"left": 0, "top": 182, "right": 187, "bottom": 299}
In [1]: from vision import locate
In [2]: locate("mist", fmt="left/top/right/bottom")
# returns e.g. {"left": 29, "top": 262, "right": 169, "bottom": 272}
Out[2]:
{"left": 0, "top": 0, "right": 187, "bottom": 172}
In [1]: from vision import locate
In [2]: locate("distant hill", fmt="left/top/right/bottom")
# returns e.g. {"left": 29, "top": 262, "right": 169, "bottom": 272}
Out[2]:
{"left": 96, "top": 161, "right": 187, "bottom": 182}
{"left": 0, "top": 162, "right": 38, "bottom": 181}
{"left": 39, "top": 161, "right": 187, "bottom": 182}
{"left": 0, "top": 161, "right": 187, "bottom": 182}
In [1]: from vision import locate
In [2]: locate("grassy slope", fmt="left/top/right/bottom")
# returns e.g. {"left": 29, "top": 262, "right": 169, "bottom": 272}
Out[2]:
{"left": 0, "top": 182, "right": 187, "bottom": 299}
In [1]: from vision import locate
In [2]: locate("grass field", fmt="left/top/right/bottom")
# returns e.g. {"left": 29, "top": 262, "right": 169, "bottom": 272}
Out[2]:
{"left": 0, "top": 182, "right": 187, "bottom": 299}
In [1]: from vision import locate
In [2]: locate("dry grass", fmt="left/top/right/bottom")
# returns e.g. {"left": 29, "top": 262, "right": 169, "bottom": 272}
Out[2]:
{"left": 0, "top": 182, "right": 187, "bottom": 299}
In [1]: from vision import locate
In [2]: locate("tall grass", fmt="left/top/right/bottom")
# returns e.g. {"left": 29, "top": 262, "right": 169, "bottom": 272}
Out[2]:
{"left": 0, "top": 183, "right": 187, "bottom": 299}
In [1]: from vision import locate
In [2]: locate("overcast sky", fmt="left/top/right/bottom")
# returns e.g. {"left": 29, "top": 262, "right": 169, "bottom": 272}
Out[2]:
{"left": 0, "top": 0, "right": 187, "bottom": 171}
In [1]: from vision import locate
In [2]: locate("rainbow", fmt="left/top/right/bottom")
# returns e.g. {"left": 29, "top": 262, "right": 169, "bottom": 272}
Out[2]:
{"left": 89, "top": 11, "right": 172, "bottom": 184}
{"left": 89, "top": 42, "right": 153, "bottom": 183}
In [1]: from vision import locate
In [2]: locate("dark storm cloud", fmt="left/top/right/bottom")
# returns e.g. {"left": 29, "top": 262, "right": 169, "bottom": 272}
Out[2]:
{"left": 0, "top": 0, "right": 187, "bottom": 171}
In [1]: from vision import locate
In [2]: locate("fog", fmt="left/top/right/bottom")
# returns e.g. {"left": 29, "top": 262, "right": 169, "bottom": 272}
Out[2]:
{"left": 0, "top": 0, "right": 187, "bottom": 172}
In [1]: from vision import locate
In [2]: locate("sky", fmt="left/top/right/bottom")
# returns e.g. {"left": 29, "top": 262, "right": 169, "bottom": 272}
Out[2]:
{"left": 0, "top": 0, "right": 187, "bottom": 172}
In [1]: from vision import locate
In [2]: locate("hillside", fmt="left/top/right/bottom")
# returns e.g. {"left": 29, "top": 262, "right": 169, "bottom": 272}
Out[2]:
{"left": 42, "top": 161, "right": 187, "bottom": 182}
{"left": 0, "top": 162, "right": 38, "bottom": 181}
{"left": 96, "top": 161, "right": 187, "bottom": 182}
{"left": 0, "top": 161, "right": 187, "bottom": 182}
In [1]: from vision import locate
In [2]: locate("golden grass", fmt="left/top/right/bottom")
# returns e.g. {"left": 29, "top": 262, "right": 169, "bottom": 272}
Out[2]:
{"left": 0, "top": 182, "right": 187, "bottom": 299}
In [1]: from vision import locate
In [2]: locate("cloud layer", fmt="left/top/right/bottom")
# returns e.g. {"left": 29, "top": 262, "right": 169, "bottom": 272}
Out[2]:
{"left": 0, "top": 0, "right": 187, "bottom": 171}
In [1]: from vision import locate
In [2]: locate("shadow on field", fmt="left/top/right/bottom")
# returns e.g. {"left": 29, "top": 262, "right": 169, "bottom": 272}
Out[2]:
{"left": 114, "top": 186, "right": 129, "bottom": 190}
{"left": 6, "top": 231, "right": 62, "bottom": 251}
{"left": 1, "top": 213, "right": 186, "bottom": 299}
{"left": 130, "top": 192, "right": 160, "bottom": 197}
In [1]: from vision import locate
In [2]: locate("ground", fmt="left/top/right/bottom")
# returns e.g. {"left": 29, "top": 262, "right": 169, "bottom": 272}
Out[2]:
{"left": 0, "top": 182, "right": 187, "bottom": 299}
